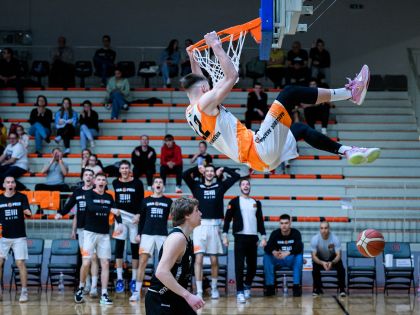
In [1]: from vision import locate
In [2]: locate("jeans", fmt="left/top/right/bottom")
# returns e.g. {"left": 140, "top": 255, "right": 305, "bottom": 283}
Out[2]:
{"left": 160, "top": 165, "right": 182, "bottom": 186}
{"left": 0, "top": 165, "right": 27, "bottom": 182}
{"left": 304, "top": 104, "right": 330, "bottom": 129}
{"left": 79, "top": 125, "right": 98, "bottom": 150}
{"left": 93, "top": 56, "right": 114, "bottom": 86}
{"left": 56, "top": 124, "right": 75, "bottom": 149}
{"left": 263, "top": 253, "right": 303, "bottom": 285}
{"left": 110, "top": 91, "right": 127, "bottom": 119}
{"left": 133, "top": 166, "right": 155, "bottom": 187}
{"left": 29, "top": 122, "right": 51, "bottom": 152}
{"left": 311, "top": 67, "right": 330, "bottom": 85}
{"left": 161, "top": 63, "right": 178, "bottom": 86}
{"left": 312, "top": 256, "right": 346, "bottom": 290}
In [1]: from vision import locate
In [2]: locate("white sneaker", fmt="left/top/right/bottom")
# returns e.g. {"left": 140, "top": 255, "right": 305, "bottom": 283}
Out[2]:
{"left": 19, "top": 291, "right": 29, "bottom": 303}
{"left": 89, "top": 287, "right": 98, "bottom": 298}
{"left": 196, "top": 291, "right": 203, "bottom": 299}
{"left": 129, "top": 291, "right": 140, "bottom": 302}
{"left": 211, "top": 288, "right": 220, "bottom": 299}
{"left": 83, "top": 284, "right": 91, "bottom": 294}
{"left": 345, "top": 147, "right": 381, "bottom": 165}
{"left": 54, "top": 136, "right": 62, "bottom": 144}
{"left": 237, "top": 293, "right": 246, "bottom": 304}
{"left": 244, "top": 288, "right": 251, "bottom": 299}
{"left": 64, "top": 148, "right": 71, "bottom": 155}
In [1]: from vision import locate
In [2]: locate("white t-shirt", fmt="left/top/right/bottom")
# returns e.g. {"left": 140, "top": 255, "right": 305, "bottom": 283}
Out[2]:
{"left": 310, "top": 232, "right": 341, "bottom": 261}
{"left": 4, "top": 143, "right": 28, "bottom": 170}
{"left": 238, "top": 196, "right": 258, "bottom": 235}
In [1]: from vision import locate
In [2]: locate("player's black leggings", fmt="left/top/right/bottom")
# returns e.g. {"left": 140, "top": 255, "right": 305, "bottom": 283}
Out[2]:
{"left": 277, "top": 85, "right": 342, "bottom": 155}
{"left": 115, "top": 239, "right": 139, "bottom": 260}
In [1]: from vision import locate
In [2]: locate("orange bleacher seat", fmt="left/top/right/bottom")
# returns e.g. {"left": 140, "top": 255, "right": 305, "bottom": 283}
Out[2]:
{"left": 33, "top": 191, "right": 51, "bottom": 209}
{"left": 48, "top": 191, "right": 60, "bottom": 210}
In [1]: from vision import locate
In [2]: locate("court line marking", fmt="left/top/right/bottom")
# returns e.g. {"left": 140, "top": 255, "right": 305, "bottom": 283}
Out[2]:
{"left": 333, "top": 295, "right": 350, "bottom": 315}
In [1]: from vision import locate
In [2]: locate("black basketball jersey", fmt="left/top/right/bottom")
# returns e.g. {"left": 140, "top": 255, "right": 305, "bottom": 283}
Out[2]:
{"left": 148, "top": 227, "right": 193, "bottom": 295}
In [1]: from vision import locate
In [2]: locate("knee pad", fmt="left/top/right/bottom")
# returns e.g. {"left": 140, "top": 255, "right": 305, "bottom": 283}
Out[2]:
{"left": 115, "top": 239, "right": 125, "bottom": 259}
{"left": 131, "top": 243, "right": 139, "bottom": 260}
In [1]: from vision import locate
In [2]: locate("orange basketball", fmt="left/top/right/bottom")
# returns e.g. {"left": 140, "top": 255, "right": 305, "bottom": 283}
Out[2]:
{"left": 356, "top": 229, "right": 385, "bottom": 257}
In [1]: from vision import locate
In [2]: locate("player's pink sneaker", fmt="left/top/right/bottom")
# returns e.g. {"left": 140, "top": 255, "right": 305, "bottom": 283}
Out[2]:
{"left": 345, "top": 146, "right": 381, "bottom": 165}
{"left": 345, "top": 65, "right": 370, "bottom": 105}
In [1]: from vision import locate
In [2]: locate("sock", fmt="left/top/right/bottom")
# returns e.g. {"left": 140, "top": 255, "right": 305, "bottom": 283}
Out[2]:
{"left": 21, "top": 287, "right": 28, "bottom": 293}
{"left": 338, "top": 145, "right": 352, "bottom": 155}
{"left": 132, "top": 268, "right": 138, "bottom": 280}
{"left": 79, "top": 282, "right": 85, "bottom": 289}
{"left": 85, "top": 275, "right": 91, "bottom": 287}
{"left": 329, "top": 88, "right": 352, "bottom": 101}
{"left": 136, "top": 281, "right": 143, "bottom": 292}
{"left": 101, "top": 288, "right": 108, "bottom": 295}
{"left": 211, "top": 278, "right": 218, "bottom": 290}
{"left": 91, "top": 276, "right": 98, "bottom": 289}
{"left": 117, "top": 267, "right": 123, "bottom": 280}
{"left": 196, "top": 280, "right": 203, "bottom": 293}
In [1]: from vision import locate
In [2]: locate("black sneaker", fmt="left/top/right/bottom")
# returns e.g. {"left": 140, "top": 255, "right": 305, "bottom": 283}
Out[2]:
{"left": 74, "top": 288, "right": 85, "bottom": 303}
{"left": 264, "top": 285, "right": 275, "bottom": 297}
{"left": 312, "top": 288, "right": 323, "bottom": 296}
{"left": 100, "top": 293, "right": 113, "bottom": 305}
{"left": 292, "top": 284, "right": 302, "bottom": 297}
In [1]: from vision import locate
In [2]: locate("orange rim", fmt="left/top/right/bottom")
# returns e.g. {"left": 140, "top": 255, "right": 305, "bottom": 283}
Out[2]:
{"left": 188, "top": 18, "right": 261, "bottom": 52}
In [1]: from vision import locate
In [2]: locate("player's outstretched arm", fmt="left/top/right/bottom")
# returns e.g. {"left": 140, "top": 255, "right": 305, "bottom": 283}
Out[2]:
{"left": 187, "top": 47, "right": 204, "bottom": 77}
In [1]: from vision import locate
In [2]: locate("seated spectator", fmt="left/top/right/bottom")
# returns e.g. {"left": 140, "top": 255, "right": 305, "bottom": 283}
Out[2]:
{"left": 0, "top": 132, "right": 29, "bottom": 183}
{"left": 34, "top": 148, "right": 70, "bottom": 192}
{"left": 49, "top": 36, "right": 75, "bottom": 88}
{"left": 29, "top": 95, "right": 53, "bottom": 154}
{"left": 54, "top": 97, "right": 78, "bottom": 155}
{"left": 309, "top": 39, "right": 331, "bottom": 85}
{"left": 266, "top": 48, "right": 287, "bottom": 88}
{"left": 263, "top": 214, "right": 303, "bottom": 297}
{"left": 15, "top": 125, "right": 29, "bottom": 151}
{"left": 311, "top": 221, "right": 346, "bottom": 297}
{"left": 84, "top": 153, "right": 103, "bottom": 175}
{"left": 245, "top": 82, "right": 268, "bottom": 129}
{"left": 93, "top": 35, "right": 116, "bottom": 87}
{"left": 181, "top": 39, "right": 193, "bottom": 76}
{"left": 0, "top": 48, "right": 24, "bottom": 103}
{"left": 160, "top": 134, "right": 182, "bottom": 193}
{"left": 287, "top": 41, "right": 309, "bottom": 85}
{"left": 79, "top": 100, "right": 99, "bottom": 150}
{"left": 160, "top": 39, "right": 180, "bottom": 87}
{"left": 0, "top": 118, "right": 7, "bottom": 155}
{"left": 104, "top": 68, "right": 131, "bottom": 120}
{"left": 302, "top": 79, "right": 331, "bottom": 135}
{"left": 131, "top": 135, "right": 156, "bottom": 190}
{"left": 80, "top": 148, "right": 92, "bottom": 173}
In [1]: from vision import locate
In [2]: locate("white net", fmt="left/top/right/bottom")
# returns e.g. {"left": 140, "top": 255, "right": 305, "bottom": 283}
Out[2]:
{"left": 192, "top": 31, "right": 248, "bottom": 86}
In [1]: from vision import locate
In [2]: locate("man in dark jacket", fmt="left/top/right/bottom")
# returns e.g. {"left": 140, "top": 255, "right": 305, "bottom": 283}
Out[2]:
{"left": 131, "top": 135, "right": 157, "bottom": 190}
{"left": 263, "top": 213, "right": 303, "bottom": 297}
{"left": 245, "top": 82, "right": 268, "bottom": 129}
{"left": 0, "top": 48, "right": 24, "bottom": 103}
{"left": 222, "top": 178, "right": 266, "bottom": 303}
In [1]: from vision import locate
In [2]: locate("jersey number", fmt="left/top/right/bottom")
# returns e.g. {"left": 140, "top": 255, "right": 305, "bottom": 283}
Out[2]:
{"left": 190, "top": 115, "right": 211, "bottom": 140}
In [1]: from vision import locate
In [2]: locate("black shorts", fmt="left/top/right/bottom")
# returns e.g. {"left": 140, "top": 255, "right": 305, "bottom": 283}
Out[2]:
{"left": 145, "top": 290, "right": 196, "bottom": 315}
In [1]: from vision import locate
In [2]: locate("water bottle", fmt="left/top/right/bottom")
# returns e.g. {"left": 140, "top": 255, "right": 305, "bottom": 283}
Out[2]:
{"left": 283, "top": 274, "right": 288, "bottom": 296}
{"left": 58, "top": 272, "right": 65, "bottom": 292}
{"left": 228, "top": 278, "right": 236, "bottom": 295}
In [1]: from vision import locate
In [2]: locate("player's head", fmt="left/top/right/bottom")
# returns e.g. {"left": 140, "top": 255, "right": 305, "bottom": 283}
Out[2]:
{"left": 3, "top": 176, "right": 16, "bottom": 192}
{"left": 180, "top": 73, "right": 210, "bottom": 96}
{"left": 164, "top": 134, "right": 174, "bottom": 148}
{"left": 239, "top": 178, "right": 251, "bottom": 196}
{"left": 152, "top": 177, "right": 164, "bottom": 194}
{"left": 279, "top": 214, "right": 291, "bottom": 234}
{"left": 119, "top": 160, "right": 131, "bottom": 178}
{"left": 94, "top": 173, "right": 107, "bottom": 189}
{"left": 171, "top": 197, "right": 201, "bottom": 228}
{"left": 140, "top": 134, "right": 149, "bottom": 146}
{"left": 82, "top": 168, "right": 94, "bottom": 185}
{"left": 198, "top": 141, "right": 207, "bottom": 154}
{"left": 320, "top": 220, "right": 330, "bottom": 238}
{"left": 8, "top": 131, "right": 18, "bottom": 145}
{"left": 204, "top": 164, "right": 216, "bottom": 182}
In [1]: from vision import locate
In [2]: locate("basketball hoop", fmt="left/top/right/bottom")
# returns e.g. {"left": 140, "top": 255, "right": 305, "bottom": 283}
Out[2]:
{"left": 188, "top": 18, "right": 262, "bottom": 86}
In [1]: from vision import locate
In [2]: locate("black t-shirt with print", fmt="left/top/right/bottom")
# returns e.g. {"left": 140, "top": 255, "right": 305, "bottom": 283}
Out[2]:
{"left": 138, "top": 196, "right": 172, "bottom": 236}
{"left": 84, "top": 190, "right": 119, "bottom": 234}
{"left": 0, "top": 192, "right": 30, "bottom": 238}
{"left": 112, "top": 178, "right": 144, "bottom": 214}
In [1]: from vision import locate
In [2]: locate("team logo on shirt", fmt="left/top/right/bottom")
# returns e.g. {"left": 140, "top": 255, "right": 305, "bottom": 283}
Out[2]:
{"left": 8, "top": 203, "right": 12, "bottom": 207}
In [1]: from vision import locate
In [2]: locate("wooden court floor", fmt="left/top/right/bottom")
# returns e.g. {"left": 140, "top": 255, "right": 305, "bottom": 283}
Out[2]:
{"left": 0, "top": 290, "right": 418, "bottom": 315}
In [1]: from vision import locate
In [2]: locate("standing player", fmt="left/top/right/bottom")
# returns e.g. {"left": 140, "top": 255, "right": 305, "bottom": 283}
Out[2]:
{"left": 183, "top": 165, "right": 240, "bottom": 299}
{"left": 55, "top": 168, "right": 99, "bottom": 297}
{"left": 112, "top": 160, "right": 144, "bottom": 293}
{"left": 182, "top": 32, "right": 380, "bottom": 172}
{"left": 129, "top": 177, "right": 172, "bottom": 302}
{"left": 0, "top": 176, "right": 32, "bottom": 302}
{"left": 145, "top": 197, "right": 204, "bottom": 315}
{"left": 74, "top": 173, "right": 122, "bottom": 305}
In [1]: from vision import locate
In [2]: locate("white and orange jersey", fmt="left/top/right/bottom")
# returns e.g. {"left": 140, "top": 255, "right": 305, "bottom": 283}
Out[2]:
{"left": 186, "top": 101, "right": 298, "bottom": 172}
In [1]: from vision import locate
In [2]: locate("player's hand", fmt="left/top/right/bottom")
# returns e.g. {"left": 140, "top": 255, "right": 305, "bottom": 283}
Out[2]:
{"left": 260, "top": 239, "right": 267, "bottom": 248}
{"left": 23, "top": 209, "right": 32, "bottom": 218}
{"left": 204, "top": 31, "right": 221, "bottom": 48}
{"left": 132, "top": 214, "right": 140, "bottom": 224}
{"left": 185, "top": 292, "right": 205, "bottom": 311}
{"left": 148, "top": 151, "right": 153, "bottom": 159}
{"left": 222, "top": 236, "right": 229, "bottom": 247}
{"left": 114, "top": 223, "right": 124, "bottom": 236}
{"left": 71, "top": 230, "right": 76, "bottom": 239}
{"left": 55, "top": 213, "right": 62, "bottom": 220}
{"left": 135, "top": 234, "right": 141, "bottom": 243}
{"left": 216, "top": 167, "right": 224, "bottom": 177}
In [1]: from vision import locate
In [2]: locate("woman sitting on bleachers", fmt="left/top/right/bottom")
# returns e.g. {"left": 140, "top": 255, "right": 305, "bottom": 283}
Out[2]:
{"left": 104, "top": 67, "right": 131, "bottom": 120}
{"left": 79, "top": 100, "right": 99, "bottom": 150}
{"left": 160, "top": 39, "right": 180, "bottom": 88}
{"left": 54, "top": 97, "right": 78, "bottom": 155}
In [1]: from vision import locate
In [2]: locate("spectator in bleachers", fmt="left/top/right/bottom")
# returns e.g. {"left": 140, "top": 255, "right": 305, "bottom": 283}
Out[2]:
{"left": 189, "top": 141, "right": 213, "bottom": 180}
{"left": 105, "top": 67, "right": 131, "bottom": 120}
{"left": 93, "top": 35, "right": 116, "bottom": 87}
{"left": 84, "top": 153, "right": 103, "bottom": 175}
{"left": 49, "top": 36, "right": 75, "bottom": 88}
{"left": 181, "top": 38, "right": 194, "bottom": 76}
{"left": 0, "top": 48, "right": 24, "bottom": 103}
{"left": 160, "top": 39, "right": 180, "bottom": 88}
{"left": 80, "top": 148, "right": 92, "bottom": 173}
{"left": 54, "top": 97, "right": 78, "bottom": 155}
{"left": 0, "top": 118, "right": 8, "bottom": 155}
{"left": 311, "top": 221, "right": 346, "bottom": 297}
{"left": 0, "top": 131, "right": 29, "bottom": 183}
{"left": 263, "top": 214, "right": 303, "bottom": 297}
{"left": 131, "top": 135, "right": 157, "bottom": 190}
{"left": 302, "top": 79, "right": 331, "bottom": 135}
{"left": 79, "top": 100, "right": 99, "bottom": 150}
{"left": 287, "top": 41, "right": 309, "bottom": 85}
{"left": 29, "top": 95, "right": 53, "bottom": 155}
{"left": 309, "top": 39, "right": 331, "bottom": 85}
{"left": 15, "top": 125, "right": 29, "bottom": 151}
{"left": 245, "top": 82, "right": 268, "bottom": 129}
{"left": 34, "top": 147, "right": 70, "bottom": 192}
{"left": 160, "top": 134, "right": 183, "bottom": 193}
{"left": 266, "top": 48, "right": 287, "bottom": 88}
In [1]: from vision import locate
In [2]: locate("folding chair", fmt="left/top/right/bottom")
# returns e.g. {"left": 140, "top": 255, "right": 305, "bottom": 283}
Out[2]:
{"left": 347, "top": 241, "right": 376, "bottom": 295}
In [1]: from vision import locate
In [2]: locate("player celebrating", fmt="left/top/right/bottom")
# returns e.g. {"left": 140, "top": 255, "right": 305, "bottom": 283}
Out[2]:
{"left": 182, "top": 32, "right": 380, "bottom": 172}
{"left": 145, "top": 197, "right": 204, "bottom": 315}
{"left": 0, "top": 176, "right": 32, "bottom": 303}
{"left": 112, "top": 160, "right": 144, "bottom": 293}
{"left": 55, "top": 168, "right": 99, "bottom": 296}
{"left": 74, "top": 173, "right": 122, "bottom": 305}
{"left": 183, "top": 164, "right": 240, "bottom": 299}
{"left": 129, "top": 177, "right": 172, "bottom": 302}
